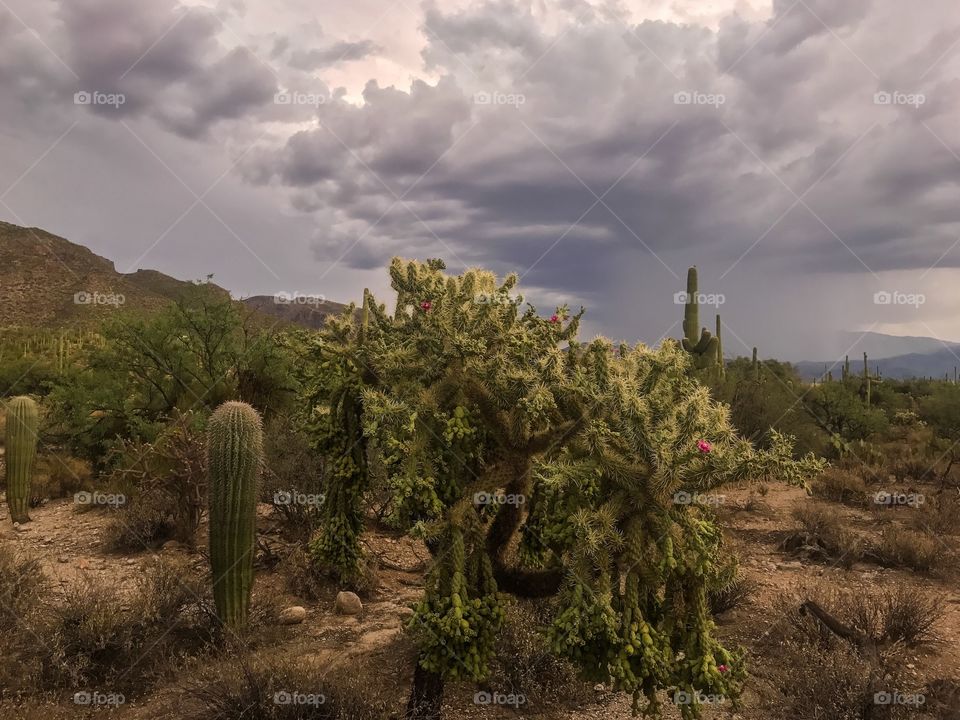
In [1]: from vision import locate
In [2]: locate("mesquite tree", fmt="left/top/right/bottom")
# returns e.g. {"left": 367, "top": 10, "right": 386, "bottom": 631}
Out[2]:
{"left": 303, "top": 259, "right": 824, "bottom": 719}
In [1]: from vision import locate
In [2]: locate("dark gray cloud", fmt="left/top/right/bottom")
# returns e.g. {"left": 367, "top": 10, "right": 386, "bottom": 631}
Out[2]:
{"left": 1, "top": 0, "right": 960, "bottom": 358}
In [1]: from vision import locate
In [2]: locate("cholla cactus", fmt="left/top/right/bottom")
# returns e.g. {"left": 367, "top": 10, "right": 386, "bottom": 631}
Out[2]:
{"left": 305, "top": 259, "right": 824, "bottom": 719}
{"left": 4, "top": 396, "right": 39, "bottom": 523}
{"left": 207, "top": 401, "right": 262, "bottom": 627}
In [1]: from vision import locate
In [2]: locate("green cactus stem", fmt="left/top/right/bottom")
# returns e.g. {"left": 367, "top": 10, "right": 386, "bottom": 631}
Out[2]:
{"left": 4, "top": 396, "right": 39, "bottom": 524}
{"left": 715, "top": 314, "right": 724, "bottom": 377}
{"left": 207, "top": 401, "right": 263, "bottom": 627}
{"left": 680, "top": 267, "right": 718, "bottom": 370}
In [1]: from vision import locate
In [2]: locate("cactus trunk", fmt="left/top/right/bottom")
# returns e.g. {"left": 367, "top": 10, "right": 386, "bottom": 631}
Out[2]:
{"left": 679, "top": 267, "right": 718, "bottom": 370}
{"left": 207, "top": 401, "right": 263, "bottom": 627}
{"left": 4, "top": 396, "right": 38, "bottom": 524}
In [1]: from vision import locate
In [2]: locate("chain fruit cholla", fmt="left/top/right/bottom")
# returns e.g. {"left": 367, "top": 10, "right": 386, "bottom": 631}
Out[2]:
{"left": 302, "top": 258, "right": 825, "bottom": 720}
{"left": 207, "top": 400, "right": 262, "bottom": 627}
{"left": 4, "top": 395, "right": 39, "bottom": 523}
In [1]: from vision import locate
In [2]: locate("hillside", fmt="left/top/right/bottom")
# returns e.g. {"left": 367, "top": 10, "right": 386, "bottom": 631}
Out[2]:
{"left": 794, "top": 331, "right": 960, "bottom": 380}
{"left": 0, "top": 221, "right": 347, "bottom": 330}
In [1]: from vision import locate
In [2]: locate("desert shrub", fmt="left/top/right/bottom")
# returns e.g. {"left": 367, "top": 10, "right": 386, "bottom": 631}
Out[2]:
{"left": 487, "top": 602, "right": 587, "bottom": 706}
{"left": 281, "top": 546, "right": 379, "bottom": 601}
{"left": 708, "top": 570, "right": 757, "bottom": 615}
{"left": 263, "top": 414, "right": 326, "bottom": 540}
{"left": 909, "top": 491, "right": 960, "bottom": 535}
{"left": 181, "top": 652, "right": 391, "bottom": 720}
{"left": 784, "top": 502, "right": 864, "bottom": 566}
{"left": 31, "top": 453, "right": 92, "bottom": 505}
{"left": 873, "top": 528, "right": 944, "bottom": 574}
{"left": 0, "top": 546, "right": 44, "bottom": 632}
{"left": 812, "top": 467, "right": 868, "bottom": 505}
{"left": 102, "top": 412, "right": 206, "bottom": 550}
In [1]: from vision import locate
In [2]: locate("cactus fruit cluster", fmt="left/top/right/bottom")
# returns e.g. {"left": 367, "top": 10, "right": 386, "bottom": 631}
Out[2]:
{"left": 4, "top": 396, "right": 39, "bottom": 523}
{"left": 207, "top": 401, "right": 262, "bottom": 627}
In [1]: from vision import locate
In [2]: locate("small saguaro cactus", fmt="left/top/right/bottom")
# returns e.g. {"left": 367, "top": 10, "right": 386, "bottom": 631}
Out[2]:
{"left": 715, "top": 314, "right": 725, "bottom": 377}
{"left": 752, "top": 347, "right": 761, "bottom": 382}
{"left": 680, "top": 267, "right": 718, "bottom": 370}
{"left": 4, "top": 396, "right": 39, "bottom": 523}
{"left": 207, "top": 401, "right": 263, "bottom": 627}
{"left": 861, "top": 352, "right": 881, "bottom": 406}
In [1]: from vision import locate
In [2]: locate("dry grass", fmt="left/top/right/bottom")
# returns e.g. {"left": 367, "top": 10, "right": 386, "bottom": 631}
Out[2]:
{"left": 873, "top": 528, "right": 945, "bottom": 574}
{"left": 783, "top": 502, "right": 865, "bottom": 567}
{"left": 811, "top": 467, "right": 868, "bottom": 506}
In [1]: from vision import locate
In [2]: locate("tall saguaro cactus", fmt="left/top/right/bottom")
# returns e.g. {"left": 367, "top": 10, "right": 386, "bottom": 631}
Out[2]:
{"left": 680, "top": 267, "right": 718, "bottom": 370}
{"left": 715, "top": 314, "right": 725, "bottom": 377}
{"left": 207, "top": 401, "right": 262, "bottom": 627}
{"left": 4, "top": 396, "right": 38, "bottom": 523}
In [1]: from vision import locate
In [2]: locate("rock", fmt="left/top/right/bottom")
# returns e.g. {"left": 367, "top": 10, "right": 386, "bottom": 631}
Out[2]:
{"left": 335, "top": 591, "right": 363, "bottom": 615}
{"left": 594, "top": 683, "right": 605, "bottom": 692}
{"left": 279, "top": 606, "right": 307, "bottom": 625}
{"left": 397, "top": 606, "right": 415, "bottom": 621}
{"left": 125, "top": 558, "right": 137, "bottom": 566}
{"left": 57, "top": 556, "right": 69, "bottom": 564}
{"left": 161, "top": 540, "right": 185, "bottom": 552}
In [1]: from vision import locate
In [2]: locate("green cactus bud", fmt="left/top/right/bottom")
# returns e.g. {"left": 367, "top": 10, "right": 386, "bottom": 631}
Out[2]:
{"left": 207, "top": 401, "right": 262, "bottom": 627}
{"left": 4, "top": 396, "right": 38, "bottom": 524}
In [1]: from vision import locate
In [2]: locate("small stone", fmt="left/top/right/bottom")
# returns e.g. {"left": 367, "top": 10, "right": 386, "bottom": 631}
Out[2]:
{"left": 335, "top": 591, "right": 363, "bottom": 615}
{"left": 279, "top": 606, "right": 307, "bottom": 625}
{"left": 57, "top": 556, "right": 69, "bottom": 563}
{"left": 907, "top": 663, "right": 915, "bottom": 669}
{"left": 593, "top": 683, "right": 605, "bottom": 692}
{"left": 161, "top": 540, "right": 184, "bottom": 552}
{"left": 125, "top": 558, "right": 137, "bottom": 566}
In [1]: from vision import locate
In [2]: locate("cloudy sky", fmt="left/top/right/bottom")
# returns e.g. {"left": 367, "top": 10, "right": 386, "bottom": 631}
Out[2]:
{"left": 1, "top": 0, "right": 958, "bottom": 359}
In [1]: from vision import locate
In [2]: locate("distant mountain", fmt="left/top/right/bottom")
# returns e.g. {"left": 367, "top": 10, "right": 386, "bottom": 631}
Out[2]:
{"left": 241, "top": 295, "right": 349, "bottom": 330}
{"left": 0, "top": 221, "right": 346, "bottom": 331}
{"left": 795, "top": 331, "right": 960, "bottom": 380}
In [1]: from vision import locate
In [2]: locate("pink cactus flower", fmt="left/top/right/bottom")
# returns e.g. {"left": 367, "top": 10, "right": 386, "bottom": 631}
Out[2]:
{"left": 550, "top": 314, "right": 559, "bottom": 323}
{"left": 696, "top": 439, "right": 712, "bottom": 453}
{"left": 420, "top": 301, "right": 432, "bottom": 311}
{"left": 718, "top": 664, "right": 728, "bottom": 673}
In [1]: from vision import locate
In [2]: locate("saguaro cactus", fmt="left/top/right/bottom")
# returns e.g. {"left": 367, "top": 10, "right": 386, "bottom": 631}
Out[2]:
{"left": 207, "top": 401, "right": 262, "bottom": 627}
{"left": 4, "top": 396, "right": 38, "bottom": 523}
{"left": 861, "top": 352, "right": 881, "bottom": 406}
{"left": 715, "top": 314, "right": 725, "bottom": 377}
{"left": 680, "top": 267, "right": 718, "bottom": 370}
{"left": 752, "top": 347, "right": 761, "bottom": 382}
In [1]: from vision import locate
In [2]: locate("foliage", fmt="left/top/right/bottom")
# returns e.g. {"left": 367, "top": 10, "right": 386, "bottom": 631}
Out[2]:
{"left": 804, "top": 381, "right": 888, "bottom": 445}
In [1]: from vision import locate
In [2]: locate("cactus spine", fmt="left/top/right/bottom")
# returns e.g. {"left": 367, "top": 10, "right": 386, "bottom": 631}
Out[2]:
{"left": 207, "top": 401, "right": 262, "bottom": 627}
{"left": 680, "top": 267, "right": 718, "bottom": 370}
{"left": 4, "top": 396, "right": 39, "bottom": 523}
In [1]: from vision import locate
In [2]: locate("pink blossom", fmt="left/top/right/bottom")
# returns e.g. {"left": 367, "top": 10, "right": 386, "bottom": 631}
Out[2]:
{"left": 718, "top": 664, "right": 728, "bottom": 673}
{"left": 420, "top": 301, "right": 432, "bottom": 311}
{"left": 696, "top": 439, "right": 712, "bottom": 453}
{"left": 550, "top": 314, "right": 559, "bottom": 323}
